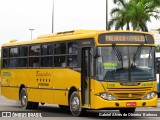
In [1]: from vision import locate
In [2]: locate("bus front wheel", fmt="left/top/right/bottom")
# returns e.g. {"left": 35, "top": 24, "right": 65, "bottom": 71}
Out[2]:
{"left": 69, "top": 91, "right": 84, "bottom": 116}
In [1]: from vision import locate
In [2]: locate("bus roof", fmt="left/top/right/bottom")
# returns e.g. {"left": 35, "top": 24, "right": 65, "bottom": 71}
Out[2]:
{"left": 1, "top": 30, "right": 153, "bottom": 47}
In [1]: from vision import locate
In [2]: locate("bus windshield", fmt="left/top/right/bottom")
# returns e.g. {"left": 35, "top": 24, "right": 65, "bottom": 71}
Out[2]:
{"left": 96, "top": 46, "right": 155, "bottom": 82}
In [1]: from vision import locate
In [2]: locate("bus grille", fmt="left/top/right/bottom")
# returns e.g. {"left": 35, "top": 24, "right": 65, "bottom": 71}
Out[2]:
{"left": 107, "top": 87, "right": 152, "bottom": 100}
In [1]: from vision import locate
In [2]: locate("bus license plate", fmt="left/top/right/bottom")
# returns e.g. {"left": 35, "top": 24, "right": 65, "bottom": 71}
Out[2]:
{"left": 126, "top": 102, "right": 136, "bottom": 106}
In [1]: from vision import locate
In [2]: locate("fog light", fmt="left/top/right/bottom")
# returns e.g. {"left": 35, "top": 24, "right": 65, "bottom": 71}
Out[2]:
{"left": 115, "top": 103, "right": 119, "bottom": 107}
{"left": 142, "top": 102, "right": 146, "bottom": 106}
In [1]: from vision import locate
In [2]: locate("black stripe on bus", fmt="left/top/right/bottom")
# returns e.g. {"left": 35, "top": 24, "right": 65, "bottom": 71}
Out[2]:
{"left": 1, "top": 86, "right": 81, "bottom": 92}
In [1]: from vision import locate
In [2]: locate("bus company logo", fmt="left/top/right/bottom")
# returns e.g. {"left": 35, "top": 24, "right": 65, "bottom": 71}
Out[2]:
{"left": 120, "top": 82, "right": 140, "bottom": 86}
{"left": 3, "top": 72, "right": 11, "bottom": 76}
{"left": 2, "top": 112, "right": 11, "bottom": 117}
{"left": 36, "top": 71, "right": 52, "bottom": 77}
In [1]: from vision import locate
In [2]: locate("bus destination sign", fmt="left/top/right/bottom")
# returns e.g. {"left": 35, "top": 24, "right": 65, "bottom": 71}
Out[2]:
{"left": 98, "top": 32, "right": 154, "bottom": 44}
{"left": 106, "top": 35, "right": 145, "bottom": 42}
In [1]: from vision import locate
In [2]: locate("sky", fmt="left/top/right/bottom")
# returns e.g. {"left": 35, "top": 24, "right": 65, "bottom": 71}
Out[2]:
{"left": 0, "top": 0, "right": 160, "bottom": 47}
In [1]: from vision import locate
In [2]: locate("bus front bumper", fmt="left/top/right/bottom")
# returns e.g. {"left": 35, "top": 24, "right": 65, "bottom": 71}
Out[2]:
{"left": 93, "top": 96, "right": 158, "bottom": 109}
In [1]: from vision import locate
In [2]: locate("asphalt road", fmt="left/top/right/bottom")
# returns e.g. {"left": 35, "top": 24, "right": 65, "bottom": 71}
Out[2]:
{"left": 0, "top": 95, "right": 160, "bottom": 120}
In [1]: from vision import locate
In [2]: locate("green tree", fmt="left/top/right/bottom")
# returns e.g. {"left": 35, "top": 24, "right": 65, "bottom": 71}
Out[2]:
{"left": 156, "top": 45, "right": 160, "bottom": 52}
{"left": 108, "top": 0, "right": 160, "bottom": 31}
{"left": 108, "top": 0, "right": 130, "bottom": 30}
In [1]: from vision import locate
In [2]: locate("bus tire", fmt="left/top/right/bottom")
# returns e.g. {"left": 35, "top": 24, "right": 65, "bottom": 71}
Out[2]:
{"left": 20, "top": 88, "right": 32, "bottom": 109}
{"left": 69, "top": 91, "right": 84, "bottom": 116}
{"left": 119, "top": 108, "right": 136, "bottom": 114}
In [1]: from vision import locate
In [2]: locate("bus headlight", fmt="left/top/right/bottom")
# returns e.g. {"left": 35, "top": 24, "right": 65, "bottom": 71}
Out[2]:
{"left": 96, "top": 92, "right": 117, "bottom": 100}
{"left": 142, "top": 92, "right": 156, "bottom": 100}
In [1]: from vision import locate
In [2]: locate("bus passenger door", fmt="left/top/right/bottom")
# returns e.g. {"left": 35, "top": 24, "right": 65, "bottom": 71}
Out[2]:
{"left": 81, "top": 47, "right": 91, "bottom": 106}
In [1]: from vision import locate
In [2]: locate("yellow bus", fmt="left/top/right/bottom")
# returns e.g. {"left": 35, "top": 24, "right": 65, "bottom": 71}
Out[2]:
{"left": 1, "top": 30, "right": 157, "bottom": 116}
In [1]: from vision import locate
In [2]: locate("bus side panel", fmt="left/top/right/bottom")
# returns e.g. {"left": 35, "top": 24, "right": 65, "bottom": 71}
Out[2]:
{"left": 27, "top": 88, "right": 41, "bottom": 102}
{"left": 53, "top": 90, "right": 69, "bottom": 105}
{"left": 41, "top": 89, "right": 54, "bottom": 104}
{"left": 1, "top": 87, "right": 19, "bottom": 100}
{"left": 1, "top": 69, "right": 19, "bottom": 100}
{"left": 26, "top": 69, "right": 54, "bottom": 104}
{"left": 53, "top": 69, "right": 80, "bottom": 105}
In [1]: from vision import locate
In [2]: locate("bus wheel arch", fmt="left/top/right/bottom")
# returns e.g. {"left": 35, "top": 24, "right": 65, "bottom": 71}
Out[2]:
{"left": 19, "top": 85, "right": 39, "bottom": 110}
{"left": 20, "top": 87, "right": 31, "bottom": 109}
{"left": 68, "top": 86, "right": 78, "bottom": 105}
{"left": 19, "top": 84, "right": 25, "bottom": 100}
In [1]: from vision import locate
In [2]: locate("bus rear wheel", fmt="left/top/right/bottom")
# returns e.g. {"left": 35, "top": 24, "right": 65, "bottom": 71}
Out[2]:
{"left": 69, "top": 91, "right": 85, "bottom": 116}
{"left": 20, "top": 88, "right": 38, "bottom": 109}
{"left": 119, "top": 108, "right": 136, "bottom": 114}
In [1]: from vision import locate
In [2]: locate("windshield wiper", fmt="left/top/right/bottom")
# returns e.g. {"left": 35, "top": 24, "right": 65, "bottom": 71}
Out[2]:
{"left": 112, "top": 44, "right": 123, "bottom": 67}
{"left": 132, "top": 45, "right": 143, "bottom": 66}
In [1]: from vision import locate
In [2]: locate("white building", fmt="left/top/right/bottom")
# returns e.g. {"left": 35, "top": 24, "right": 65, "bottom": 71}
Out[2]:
{"left": 150, "top": 29, "right": 160, "bottom": 45}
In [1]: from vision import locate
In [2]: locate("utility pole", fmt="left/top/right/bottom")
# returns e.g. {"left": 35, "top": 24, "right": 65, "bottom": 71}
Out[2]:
{"left": 29, "top": 29, "right": 34, "bottom": 40}
{"left": 52, "top": 1, "right": 54, "bottom": 33}
{"left": 106, "top": 0, "right": 108, "bottom": 30}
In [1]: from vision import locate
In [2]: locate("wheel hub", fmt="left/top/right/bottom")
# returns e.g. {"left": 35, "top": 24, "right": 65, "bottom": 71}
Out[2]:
{"left": 71, "top": 97, "right": 79, "bottom": 111}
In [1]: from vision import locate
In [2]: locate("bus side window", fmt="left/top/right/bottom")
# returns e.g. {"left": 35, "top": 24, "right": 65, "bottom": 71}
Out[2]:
{"left": 29, "top": 45, "right": 40, "bottom": 56}
{"left": 41, "top": 44, "right": 53, "bottom": 55}
{"left": 29, "top": 57, "right": 40, "bottom": 67}
{"left": 41, "top": 44, "right": 53, "bottom": 67}
{"left": 54, "top": 43, "right": 66, "bottom": 54}
{"left": 68, "top": 42, "right": 78, "bottom": 54}
{"left": 19, "top": 46, "right": 28, "bottom": 57}
{"left": 18, "top": 46, "right": 28, "bottom": 68}
{"left": 9, "top": 59, "right": 17, "bottom": 68}
{"left": 68, "top": 55, "right": 77, "bottom": 67}
{"left": 54, "top": 42, "right": 66, "bottom": 68}
{"left": 9, "top": 47, "right": 18, "bottom": 57}
{"left": 3, "top": 59, "right": 8, "bottom": 68}
{"left": 41, "top": 57, "right": 53, "bottom": 67}
{"left": 18, "top": 58, "right": 28, "bottom": 67}
{"left": 54, "top": 56, "right": 66, "bottom": 67}
{"left": 29, "top": 45, "right": 40, "bottom": 68}
{"left": 8, "top": 47, "right": 18, "bottom": 68}
{"left": 67, "top": 42, "right": 78, "bottom": 67}
{"left": 3, "top": 48, "right": 8, "bottom": 58}
{"left": 2, "top": 48, "right": 8, "bottom": 68}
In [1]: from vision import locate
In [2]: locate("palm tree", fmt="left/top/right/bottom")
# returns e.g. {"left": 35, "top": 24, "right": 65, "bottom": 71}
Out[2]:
{"left": 108, "top": 0, "right": 160, "bottom": 31}
{"left": 108, "top": 0, "right": 130, "bottom": 30}
{"left": 130, "top": 0, "right": 160, "bottom": 31}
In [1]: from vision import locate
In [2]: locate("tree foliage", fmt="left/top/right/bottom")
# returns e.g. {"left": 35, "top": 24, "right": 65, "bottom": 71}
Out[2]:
{"left": 108, "top": 0, "right": 160, "bottom": 31}
{"left": 156, "top": 45, "right": 160, "bottom": 52}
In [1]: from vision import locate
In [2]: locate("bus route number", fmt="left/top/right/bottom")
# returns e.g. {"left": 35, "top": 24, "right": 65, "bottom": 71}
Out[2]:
{"left": 107, "top": 84, "right": 115, "bottom": 87}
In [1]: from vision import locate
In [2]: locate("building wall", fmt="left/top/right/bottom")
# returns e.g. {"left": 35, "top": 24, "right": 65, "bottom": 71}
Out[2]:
{"left": 150, "top": 29, "right": 160, "bottom": 45}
